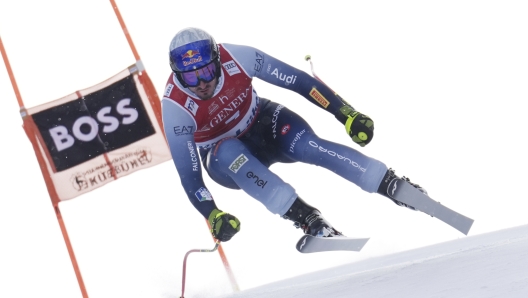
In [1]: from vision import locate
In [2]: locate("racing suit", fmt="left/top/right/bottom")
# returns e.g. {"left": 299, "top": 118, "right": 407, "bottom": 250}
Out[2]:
{"left": 162, "top": 43, "right": 388, "bottom": 219}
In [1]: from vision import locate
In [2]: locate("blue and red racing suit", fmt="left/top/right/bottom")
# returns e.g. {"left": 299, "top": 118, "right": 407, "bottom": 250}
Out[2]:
{"left": 162, "top": 43, "right": 388, "bottom": 219}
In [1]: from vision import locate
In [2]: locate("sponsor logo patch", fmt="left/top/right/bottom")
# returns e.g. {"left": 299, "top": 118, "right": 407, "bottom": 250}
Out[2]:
{"left": 308, "top": 140, "right": 366, "bottom": 172}
{"left": 246, "top": 171, "right": 268, "bottom": 188}
{"left": 254, "top": 52, "right": 264, "bottom": 72}
{"left": 270, "top": 68, "right": 297, "bottom": 85}
{"left": 181, "top": 50, "right": 202, "bottom": 67}
{"left": 208, "top": 101, "right": 219, "bottom": 115}
{"left": 309, "top": 88, "right": 330, "bottom": 108}
{"left": 185, "top": 97, "right": 198, "bottom": 116}
{"left": 289, "top": 129, "right": 306, "bottom": 153}
{"left": 229, "top": 154, "right": 248, "bottom": 173}
{"left": 173, "top": 125, "right": 193, "bottom": 136}
{"left": 195, "top": 187, "right": 213, "bottom": 201}
{"left": 222, "top": 60, "right": 241, "bottom": 76}
{"left": 272, "top": 105, "right": 285, "bottom": 139}
{"left": 281, "top": 124, "right": 290, "bottom": 135}
{"left": 389, "top": 179, "right": 398, "bottom": 198}
{"left": 187, "top": 141, "right": 199, "bottom": 171}
{"left": 164, "top": 84, "right": 174, "bottom": 97}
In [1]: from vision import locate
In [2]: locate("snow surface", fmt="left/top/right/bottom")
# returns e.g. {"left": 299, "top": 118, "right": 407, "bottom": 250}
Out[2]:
{"left": 204, "top": 224, "right": 528, "bottom": 298}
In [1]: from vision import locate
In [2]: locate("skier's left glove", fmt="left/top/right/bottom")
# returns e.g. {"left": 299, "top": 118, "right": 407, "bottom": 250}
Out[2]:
{"left": 340, "top": 105, "right": 374, "bottom": 147}
{"left": 208, "top": 208, "right": 240, "bottom": 242}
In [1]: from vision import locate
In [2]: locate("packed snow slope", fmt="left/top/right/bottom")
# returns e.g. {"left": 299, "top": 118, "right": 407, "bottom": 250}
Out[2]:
{"left": 217, "top": 224, "right": 528, "bottom": 298}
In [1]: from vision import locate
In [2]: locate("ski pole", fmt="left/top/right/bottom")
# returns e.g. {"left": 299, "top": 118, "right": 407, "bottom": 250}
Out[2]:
{"left": 305, "top": 54, "right": 329, "bottom": 88}
{"left": 304, "top": 55, "right": 353, "bottom": 108}
{"left": 180, "top": 240, "right": 221, "bottom": 298}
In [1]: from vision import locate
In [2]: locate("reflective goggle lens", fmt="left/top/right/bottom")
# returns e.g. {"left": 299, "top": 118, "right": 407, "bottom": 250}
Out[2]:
{"left": 180, "top": 62, "right": 217, "bottom": 87}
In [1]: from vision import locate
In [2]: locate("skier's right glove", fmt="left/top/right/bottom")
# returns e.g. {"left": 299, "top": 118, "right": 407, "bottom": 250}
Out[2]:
{"left": 208, "top": 208, "right": 240, "bottom": 242}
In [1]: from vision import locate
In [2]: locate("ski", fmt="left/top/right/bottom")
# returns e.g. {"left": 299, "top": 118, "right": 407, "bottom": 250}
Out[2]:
{"left": 296, "top": 235, "right": 370, "bottom": 253}
{"left": 391, "top": 179, "right": 474, "bottom": 235}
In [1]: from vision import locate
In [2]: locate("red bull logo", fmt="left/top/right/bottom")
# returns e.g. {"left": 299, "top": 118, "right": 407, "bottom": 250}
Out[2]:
{"left": 181, "top": 49, "right": 200, "bottom": 59}
{"left": 181, "top": 49, "right": 203, "bottom": 66}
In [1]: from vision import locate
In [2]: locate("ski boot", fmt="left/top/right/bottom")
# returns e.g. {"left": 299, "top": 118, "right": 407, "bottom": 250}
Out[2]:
{"left": 282, "top": 197, "right": 342, "bottom": 237}
{"left": 377, "top": 168, "right": 428, "bottom": 211}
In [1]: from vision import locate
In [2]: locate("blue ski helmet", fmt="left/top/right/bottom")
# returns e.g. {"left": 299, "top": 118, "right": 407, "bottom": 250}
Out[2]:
{"left": 169, "top": 27, "right": 221, "bottom": 87}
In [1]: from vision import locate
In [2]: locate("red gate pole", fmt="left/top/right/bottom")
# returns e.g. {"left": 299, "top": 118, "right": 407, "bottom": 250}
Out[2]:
{"left": 1, "top": 34, "right": 90, "bottom": 298}
{"left": 107, "top": 0, "right": 240, "bottom": 292}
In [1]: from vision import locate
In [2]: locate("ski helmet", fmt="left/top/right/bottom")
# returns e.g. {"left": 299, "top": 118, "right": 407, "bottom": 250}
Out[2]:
{"left": 169, "top": 27, "right": 221, "bottom": 87}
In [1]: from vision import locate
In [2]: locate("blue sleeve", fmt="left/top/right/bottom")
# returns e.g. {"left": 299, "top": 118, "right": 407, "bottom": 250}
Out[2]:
{"left": 223, "top": 43, "right": 352, "bottom": 124}
{"left": 161, "top": 98, "right": 217, "bottom": 219}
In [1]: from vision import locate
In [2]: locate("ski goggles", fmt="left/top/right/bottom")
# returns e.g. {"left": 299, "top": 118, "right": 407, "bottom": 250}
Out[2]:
{"left": 178, "top": 61, "right": 218, "bottom": 87}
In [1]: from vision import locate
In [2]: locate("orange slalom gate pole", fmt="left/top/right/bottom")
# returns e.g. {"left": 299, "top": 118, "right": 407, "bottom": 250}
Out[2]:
{"left": 109, "top": 0, "right": 140, "bottom": 61}
{"left": 0, "top": 35, "right": 24, "bottom": 108}
{"left": 1, "top": 35, "right": 90, "bottom": 298}
{"left": 108, "top": 0, "right": 164, "bottom": 134}
{"left": 206, "top": 219, "right": 240, "bottom": 292}
{"left": 108, "top": 0, "right": 239, "bottom": 292}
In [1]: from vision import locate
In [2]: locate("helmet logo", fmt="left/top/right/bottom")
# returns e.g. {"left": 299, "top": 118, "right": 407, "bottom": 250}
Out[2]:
{"left": 181, "top": 49, "right": 202, "bottom": 67}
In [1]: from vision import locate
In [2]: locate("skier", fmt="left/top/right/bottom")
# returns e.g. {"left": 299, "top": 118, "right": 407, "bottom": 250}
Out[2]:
{"left": 161, "top": 27, "right": 427, "bottom": 243}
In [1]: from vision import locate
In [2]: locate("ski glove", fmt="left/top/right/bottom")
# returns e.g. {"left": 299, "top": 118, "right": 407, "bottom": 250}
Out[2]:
{"left": 208, "top": 208, "right": 240, "bottom": 242}
{"left": 340, "top": 106, "right": 374, "bottom": 147}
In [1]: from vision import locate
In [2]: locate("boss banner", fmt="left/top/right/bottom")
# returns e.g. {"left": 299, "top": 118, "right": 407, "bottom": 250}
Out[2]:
{"left": 25, "top": 63, "right": 171, "bottom": 201}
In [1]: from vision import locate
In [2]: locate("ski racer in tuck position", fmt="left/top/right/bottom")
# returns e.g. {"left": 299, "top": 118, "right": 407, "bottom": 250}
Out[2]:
{"left": 161, "top": 27, "right": 429, "bottom": 243}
